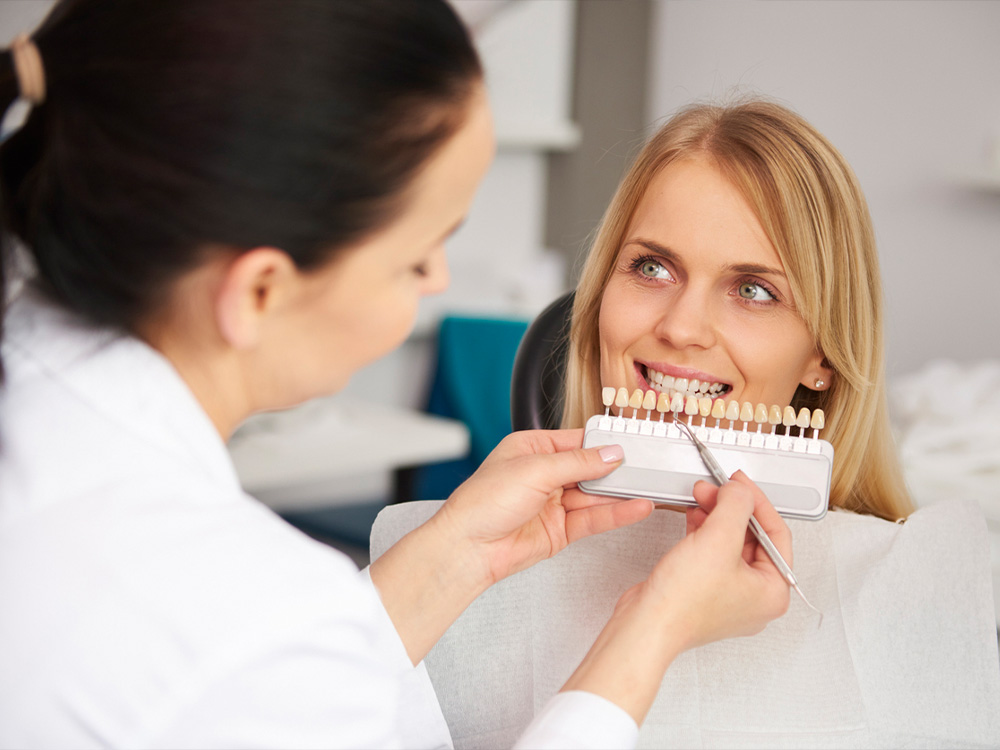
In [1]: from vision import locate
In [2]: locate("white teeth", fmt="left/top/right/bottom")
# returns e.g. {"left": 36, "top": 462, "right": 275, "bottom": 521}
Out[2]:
{"left": 645, "top": 368, "right": 728, "bottom": 400}
{"left": 644, "top": 368, "right": 730, "bottom": 408}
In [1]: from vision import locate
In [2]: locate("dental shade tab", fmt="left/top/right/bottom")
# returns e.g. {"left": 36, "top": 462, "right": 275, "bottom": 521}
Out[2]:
{"left": 580, "top": 387, "right": 833, "bottom": 521}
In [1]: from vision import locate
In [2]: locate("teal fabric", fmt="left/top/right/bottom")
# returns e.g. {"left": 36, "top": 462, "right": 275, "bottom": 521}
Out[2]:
{"left": 411, "top": 316, "right": 529, "bottom": 501}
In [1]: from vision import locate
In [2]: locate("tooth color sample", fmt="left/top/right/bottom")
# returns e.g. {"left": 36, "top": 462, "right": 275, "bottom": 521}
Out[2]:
{"left": 615, "top": 387, "right": 629, "bottom": 409}
{"left": 811, "top": 408, "right": 825, "bottom": 430}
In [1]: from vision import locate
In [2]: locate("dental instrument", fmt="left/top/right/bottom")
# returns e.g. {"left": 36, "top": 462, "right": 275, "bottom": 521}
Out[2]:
{"left": 673, "top": 418, "right": 824, "bottom": 624}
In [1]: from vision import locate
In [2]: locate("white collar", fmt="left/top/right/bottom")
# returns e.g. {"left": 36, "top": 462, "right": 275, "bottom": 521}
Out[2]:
{"left": 3, "top": 284, "right": 241, "bottom": 492}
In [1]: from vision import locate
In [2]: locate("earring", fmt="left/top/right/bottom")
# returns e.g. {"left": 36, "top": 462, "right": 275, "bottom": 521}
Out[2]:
{"left": 815, "top": 379, "right": 825, "bottom": 389}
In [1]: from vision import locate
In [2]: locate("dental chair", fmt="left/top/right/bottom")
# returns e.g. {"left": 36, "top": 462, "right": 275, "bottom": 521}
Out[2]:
{"left": 509, "top": 290, "right": 574, "bottom": 432}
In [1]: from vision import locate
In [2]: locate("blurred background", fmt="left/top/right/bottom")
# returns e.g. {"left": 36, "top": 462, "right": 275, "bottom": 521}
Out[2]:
{"left": 2, "top": 1, "right": 998, "bottom": 607}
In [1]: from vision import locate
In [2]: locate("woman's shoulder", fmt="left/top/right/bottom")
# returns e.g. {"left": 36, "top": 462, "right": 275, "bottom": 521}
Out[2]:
{"left": 823, "top": 498, "right": 992, "bottom": 609}
{"left": 826, "top": 498, "right": 987, "bottom": 537}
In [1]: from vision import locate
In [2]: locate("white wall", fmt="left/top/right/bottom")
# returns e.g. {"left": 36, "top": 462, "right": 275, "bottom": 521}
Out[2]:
{"left": 648, "top": 0, "right": 1000, "bottom": 378}
{"left": 0, "top": 1, "right": 50, "bottom": 32}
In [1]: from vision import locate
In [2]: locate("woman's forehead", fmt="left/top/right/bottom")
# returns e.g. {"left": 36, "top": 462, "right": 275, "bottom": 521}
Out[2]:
{"left": 621, "top": 159, "right": 783, "bottom": 271}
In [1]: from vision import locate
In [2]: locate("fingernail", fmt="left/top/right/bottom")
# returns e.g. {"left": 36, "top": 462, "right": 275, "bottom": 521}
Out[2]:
{"left": 598, "top": 444, "right": 624, "bottom": 463}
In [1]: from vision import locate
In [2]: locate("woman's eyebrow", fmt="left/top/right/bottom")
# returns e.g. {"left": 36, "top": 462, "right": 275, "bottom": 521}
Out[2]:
{"left": 624, "top": 238, "right": 681, "bottom": 262}
{"left": 724, "top": 262, "right": 787, "bottom": 278}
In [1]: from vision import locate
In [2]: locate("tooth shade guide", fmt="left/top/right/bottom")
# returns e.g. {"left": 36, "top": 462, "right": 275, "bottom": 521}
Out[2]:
{"left": 580, "top": 391, "right": 833, "bottom": 520}
{"left": 584, "top": 389, "right": 835, "bottom": 508}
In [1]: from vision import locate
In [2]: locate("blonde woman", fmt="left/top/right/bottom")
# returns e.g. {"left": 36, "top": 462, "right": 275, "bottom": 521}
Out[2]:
{"left": 373, "top": 100, "right": 1000, "bottom": 747}
{"left": 564, "top": 100, "right": 909, "bottom": 522}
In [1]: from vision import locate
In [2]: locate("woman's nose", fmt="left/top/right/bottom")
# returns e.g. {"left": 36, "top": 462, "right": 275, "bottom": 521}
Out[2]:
{"left": 420, "top": 245, "right": 450, "bottom": 296}
{"left": 653, "top": 287, "right": 717, "bottom": 349}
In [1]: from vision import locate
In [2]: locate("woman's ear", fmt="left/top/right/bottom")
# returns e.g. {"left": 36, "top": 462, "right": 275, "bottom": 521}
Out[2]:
{"left": 801, "top": 353, "right": 834, "bottom": 392}
{"left": 214, "top": 247, "right": 298, "bottom": 349}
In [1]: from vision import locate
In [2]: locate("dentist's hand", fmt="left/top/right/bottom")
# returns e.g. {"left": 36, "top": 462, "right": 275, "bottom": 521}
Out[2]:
{"left": 563, "top": 471, "right": 791, "bottom": 724}
{"left": 436, "top": 429, "right": 653, "bottom": 585}
{"left": 636, "top": 470, "right": 792, "bottom": 649}
{"left": 369, "top": 428, "right": 651, "bottom": 664}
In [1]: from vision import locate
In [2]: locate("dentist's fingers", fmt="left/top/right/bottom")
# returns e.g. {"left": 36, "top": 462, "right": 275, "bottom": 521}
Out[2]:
{"left": 561, "top": 492, "right": 653, "bottom": 543}
{"left": 488, "top": 430, "right": 625, "bottom": 492}
{"left": 727, "top": 470, "right": 793, "bottom": 568}
{"left": 688, "top": 473, "right": 791, "bottom": 569}
{"left": 687, "top": 480, "right": 719, "bottom": 534}
{"left": 690, "top": 480, "right": 757, "bottom": 552}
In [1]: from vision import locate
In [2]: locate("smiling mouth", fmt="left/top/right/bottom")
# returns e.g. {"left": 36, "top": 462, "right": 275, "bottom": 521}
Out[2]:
{"left": 641, "top": 364, "right": 732, "bottom": 400}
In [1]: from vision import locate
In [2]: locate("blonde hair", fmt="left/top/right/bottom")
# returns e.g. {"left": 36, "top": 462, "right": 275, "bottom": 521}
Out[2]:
{"left": 563, "top": 100, "right": 913, "bottom": 522}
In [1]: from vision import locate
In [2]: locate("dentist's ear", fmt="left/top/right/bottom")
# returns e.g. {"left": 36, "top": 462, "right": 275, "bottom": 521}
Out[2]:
{"left": 215, "top": 247, "right": 299, "bottom": 350}
{"left": 801, "top": 354, "right": 834, "bottom": 391}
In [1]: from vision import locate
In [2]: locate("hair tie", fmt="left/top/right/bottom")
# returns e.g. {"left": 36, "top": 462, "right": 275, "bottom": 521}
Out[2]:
{"left": 10, "top": 34, "right": 45, "bottom": 105}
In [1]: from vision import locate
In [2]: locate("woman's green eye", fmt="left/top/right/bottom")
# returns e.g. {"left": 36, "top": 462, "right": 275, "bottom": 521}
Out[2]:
{"left": 640, "top": 260, "right": 667, "bottom": 278}
{"left": 738, "top": 282, "right": 774, "bottom": 301}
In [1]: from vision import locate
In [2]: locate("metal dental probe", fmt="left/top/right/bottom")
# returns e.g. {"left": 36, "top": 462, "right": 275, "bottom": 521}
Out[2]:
{"left": 673, "top": 419, "right": 824, "bottom": 625}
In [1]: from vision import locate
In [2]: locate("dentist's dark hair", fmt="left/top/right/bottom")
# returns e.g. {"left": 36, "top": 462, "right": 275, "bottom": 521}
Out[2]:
{"left": 0, "top": 0, "right": 482, "bottom": 382}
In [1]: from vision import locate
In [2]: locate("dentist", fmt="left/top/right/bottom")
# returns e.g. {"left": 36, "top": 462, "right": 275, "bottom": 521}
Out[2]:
{"left": 0, "top": 2, "right": 791, "bottom": 747}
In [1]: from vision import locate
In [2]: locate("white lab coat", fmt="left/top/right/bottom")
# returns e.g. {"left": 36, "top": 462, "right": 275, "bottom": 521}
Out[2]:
{"left": 0, "top": 286, "right": 636, "bottom": 749}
